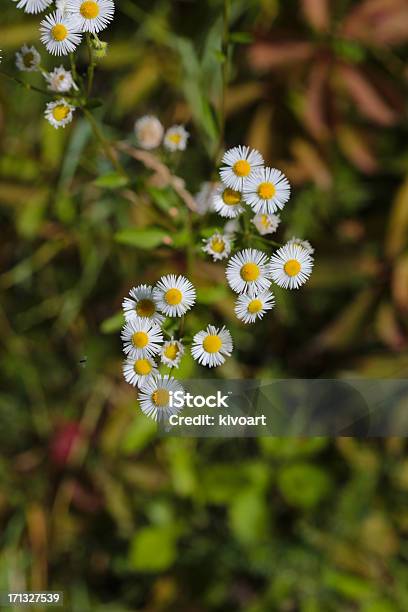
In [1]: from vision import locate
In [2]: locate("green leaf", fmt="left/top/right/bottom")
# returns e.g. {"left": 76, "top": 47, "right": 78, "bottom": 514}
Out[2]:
{"left": 114, "top": 227, "right": 168, "bottom": 249}
{"left": 121, "top": 412, "right": 156, "bottom": 454}
{"left": 323, "top": 569, "right": 374, "bottom": 601}
{"left": 94, "top": 172, "right": 128, "bottom": 189}
{"left": 214, "top": 50, "right": 226, "bottom": 63}
{"left": 278, "top": 463, "right": 331, "bottom": 509}
{"left": 100, "top": 311, "right": 125, "bottom": 334}
{"left": 229, "top": 488, "right": 269, "bottom": 544}
{"left": 229, "top": 32, "right": 254, "bottom": 44}
{"left": 196, "top": 285, "right": 228, "bottom": 305}
{"left": 129, "top": 526, "right": 177, "bottom": 572}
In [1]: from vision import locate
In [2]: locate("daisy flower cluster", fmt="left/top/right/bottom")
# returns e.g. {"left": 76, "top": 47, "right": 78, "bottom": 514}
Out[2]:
{"left": 120, "top": 276, "right": 233, "bottom": 421}
{"left": 11, "top": 0, "right": 116, "bottom": 129}
{"left": 200, "top": 145, "right": 315, "bottom": 325}
{"left": 134, "top": 115, "right": 189, "bottom": 152}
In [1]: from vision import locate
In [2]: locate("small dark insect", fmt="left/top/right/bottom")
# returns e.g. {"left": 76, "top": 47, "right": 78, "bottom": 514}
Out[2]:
{"left": 79, "top": 357, "right": 88, "bottom": 367}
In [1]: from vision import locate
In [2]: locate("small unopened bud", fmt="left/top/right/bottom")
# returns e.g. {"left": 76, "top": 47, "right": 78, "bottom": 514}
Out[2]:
{"left": 91, "top": 39, "right": 108, "bottom": 59}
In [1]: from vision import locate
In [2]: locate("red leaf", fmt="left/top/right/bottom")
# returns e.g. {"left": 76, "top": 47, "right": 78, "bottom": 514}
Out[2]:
{"left": 248, "top": 41, "right": 314, "bottom": 70}
{"left": 342, "top": 0, "right": 408, "bottom": 46}
{"left": 337, "top": 125, "right": 378, "bottom": 174}
{"left": 304, "top": 59, "right": 331, "bottom": 140}
{"left": 337, "top": 64, "right": 398, "bottom": 126}
{"left": 301, "top": 0, "right": 331, "bottom": 32}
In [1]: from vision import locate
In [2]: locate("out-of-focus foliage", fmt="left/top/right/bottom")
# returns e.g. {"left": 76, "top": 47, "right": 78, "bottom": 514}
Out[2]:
{"left": 1, "top": 0, "right": 408, "bottom": 610}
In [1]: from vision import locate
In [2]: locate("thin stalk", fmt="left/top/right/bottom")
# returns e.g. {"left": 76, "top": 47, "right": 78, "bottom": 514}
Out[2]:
{"left": 0, "top": 70, "right": 51, "bottom": 97}
{"left": 83, "top": 109, "right": 127, "bottom": 177}
{"left": 86, "top": 34, "right": 96, "bottom": 96}
{"left": 69, "top": 53, "right": 78, "bottom": 81}
{"left": 185, "top": 208, "right": 195, "bottom": 277}
{"left": 215, "top": 0, "right": 231, "bottom": 165}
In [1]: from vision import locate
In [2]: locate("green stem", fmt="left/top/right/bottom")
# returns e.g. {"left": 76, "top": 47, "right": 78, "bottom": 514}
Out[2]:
{"left": 69, "top": 53, "right": 79, "bottom": 88}
{"left": 215, "top": 0, "right": 231, "bottom": 166}
{"left": 185, "top": 209, "right": 195, "bottom": 277}
{"left": 86, "top": 34, "right": 96, "bottom": 96}
{"left": 83, "top": 109, "right": 127, "bottom": 177}
{"left": 0, "top": 70, "right": 50, "bottom": 97}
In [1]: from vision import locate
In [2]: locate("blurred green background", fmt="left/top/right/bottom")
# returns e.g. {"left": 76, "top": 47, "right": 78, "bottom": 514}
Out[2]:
{"left": 1, "top": 0, "right": 408, "bottom": 610}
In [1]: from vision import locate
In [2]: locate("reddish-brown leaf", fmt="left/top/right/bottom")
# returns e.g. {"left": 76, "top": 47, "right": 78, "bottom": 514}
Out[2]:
{"left": 342, "top": 0, "right": 408, "bottom": 46}
{"left": 248, "top": 41, "right": 314, "bottom": 70}
{"left": 337, "top": 64, "right": 398, "bottom": 126}
{"left": 301, "top": 0, "right": 331, "bottom": 32}
{"left": 376, "top": 303, "right": 406, "bottom": 351}
{"left": 336, "top": 125, "right": 378, "bottom": 174}
{"left": 291, "top": 139, "right": 332, "bottom": 190}
{"left": 392, "top": 254, "right": 408, "bottom": 312}
{"left": 385, "top": 177, "right": 408, "bottom": 259}
{"left": 303, "top": 59, "right": 331, "bottom": 140}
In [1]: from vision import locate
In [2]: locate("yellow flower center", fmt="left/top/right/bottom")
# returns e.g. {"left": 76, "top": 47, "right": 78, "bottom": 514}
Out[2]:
{"left": 80, "top": 1, "right": 100, "bottom": 19}
{"left": 222, "top": 188, "right": 241, "bottom": 206}
{"left": 136, "top": 299, "right": 155, "bottom": 318}
{"left": 240, "top": 262, "right": 260, "bottom": 282}
{"left": 52, "top": 105, "right": 70, "bottom": 121}
{"left": 203, "top": 335, "right": 222, "bottom": 353}
{"left": 164, "top": 343, "right": 179, "bottom": 360}
{"left": 134, "top": 359, "right": 152, "bottom": 376}
{"left": 168, "top": 133, "right": 181, "bottom": 145}
{"left": 165, "top": 288, "right": 182, "bottom": 305}
{"left": 257, "top": 182, "right": 276, "bottom": 200}
{"left": 211, "top": 238, "right": 225, "bottom": 253}
{"left": 247, "top": 299, "right": 263, "bottom": 314}
{"left": 284, "top": 259, "right": 301, "bottom": 277}
{"left": 51, "top": 24, "right": 68, "bottom": 41}
{"left": 152, "top": 388, "right": 170, "bottom": 407}
{"left": 23, "top": 52, "right": 34, "bottom": 67}
{"left": 260, "top": 214, "right": 270, "bottom": 228}
{"left": 233, "top": 159, "right": 251, "bottom": 177}
{"left": 132, "top": 331, "right": 149, "bottom": 348}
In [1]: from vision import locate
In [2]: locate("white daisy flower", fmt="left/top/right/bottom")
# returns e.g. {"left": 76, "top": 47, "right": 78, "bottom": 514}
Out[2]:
{"left": 224, "top": 219, "right": 240, "bottom": 235}
{"left": 44, "top": 65, "right": 77, "bottom": 92}
{"left": 123, "top": 355, "right": 158, "bottom": 389}
{"left": 56, "top": 0, "right": 70, "bottom": 12}
{"left": 235, "top": 289, "right": 275, "bottom": 324}
{"left": 243, "top": 166, "right": 291, "bottom": 214}
{"left": 226, "top": 249, "right": 272, "bottom": 295}
{"left": 213, "top": 185, "right": 245, "bottom": 219}
{"left": 252, "top": 213, "right": 281, "bottom": 236}
{"left": 44, "top": 99, "right": 75, "bottom": 129}
{"left": 122, "top": 285, "right": 164, "bottom": 325}
{"left": 191, "top": 325, "right": 233, "bottom": 368}
{"left": 219, "top": 146, "right": 264, "bottom": 191}
{"left": 138, "top": 375, "right": 184, "bottom": 422}
{"left": 194, "top": 181, "right": 218, "bottom": 216}
{"left": 163, "top": 125, "right": 189, "bottom": 152}
{"left": 15, "top": 45, "right": 41, "bottom": 72}
{"left": 202, "top": 232, "right": 232, "bottom": 262}
{"left": 121, "top": 318, "right": 164, "bottom": 358}
{"left": 40, "top": 10, "right": 82, "bottom": 56}
{"left": 153, "top": 275, "right": 196, "bottom": 318}
{"left": 160, "top": 339, "right": 184, "bottom": 368}
{"left": 66, "top": 0, "right": 115, "bottom": 33}
{"left": 135, "top": 115, "right": 164, "bottom": 150}
{"left": 287, "top": 237, "right": 315, "bottom": 255}
{"left": 13, "top": 0, "right": 53, "bottom": 14}
{"left": 270, "top": 243, "right": 314, "bottom": 290}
